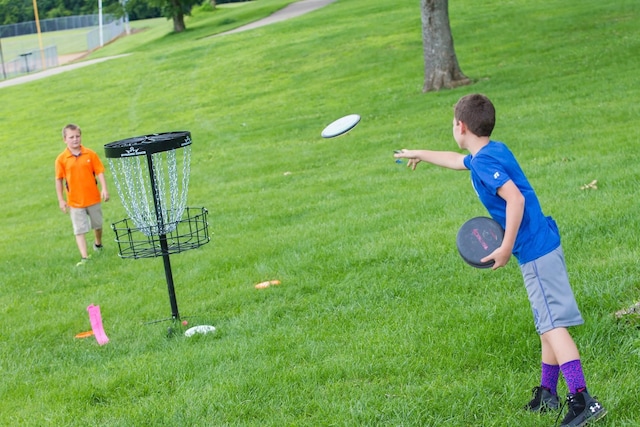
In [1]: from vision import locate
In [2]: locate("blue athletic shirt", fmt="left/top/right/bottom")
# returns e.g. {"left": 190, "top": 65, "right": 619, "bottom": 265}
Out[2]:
{"left": 463, "top": 141, "right": 560, "bottom": 264}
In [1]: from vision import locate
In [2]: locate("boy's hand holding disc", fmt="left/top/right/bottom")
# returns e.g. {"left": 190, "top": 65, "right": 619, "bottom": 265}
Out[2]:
{"left": 480, "top": 243, "right": 512, "bottom": 269}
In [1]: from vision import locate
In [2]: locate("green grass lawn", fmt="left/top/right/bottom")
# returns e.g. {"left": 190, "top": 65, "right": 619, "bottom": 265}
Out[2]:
{"left": 1, "top": 0, "right": 639, "bottom": 425}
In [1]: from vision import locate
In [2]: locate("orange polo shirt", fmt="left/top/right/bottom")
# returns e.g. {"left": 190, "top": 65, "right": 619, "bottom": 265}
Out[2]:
{"left": 55, "top": 146, "right": 105, "bottom": 208}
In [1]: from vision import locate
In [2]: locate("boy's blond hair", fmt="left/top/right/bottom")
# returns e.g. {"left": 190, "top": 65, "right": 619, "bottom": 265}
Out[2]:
{"left": 62, "top": 124, "right": 81, "bottom": 138}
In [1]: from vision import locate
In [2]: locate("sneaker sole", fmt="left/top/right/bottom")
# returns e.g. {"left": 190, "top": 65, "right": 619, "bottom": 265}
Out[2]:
{"left": 571, "top": 408, "right": 607, "bottom": 427}
{"left": 585, "top": 408, "right": 607, "bottom": 426}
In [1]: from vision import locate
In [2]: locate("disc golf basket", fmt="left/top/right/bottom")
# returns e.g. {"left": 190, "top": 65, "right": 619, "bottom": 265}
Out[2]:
{"left": 104, "top": 131, "right": 210, "bottom": 321}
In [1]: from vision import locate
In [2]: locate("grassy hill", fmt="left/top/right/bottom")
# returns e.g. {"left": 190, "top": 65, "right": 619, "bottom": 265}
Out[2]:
{"left": 0, "top": 0, "right": 638, "bottom": 425}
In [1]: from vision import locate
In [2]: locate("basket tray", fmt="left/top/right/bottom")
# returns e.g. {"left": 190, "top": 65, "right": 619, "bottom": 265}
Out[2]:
{"left": 112, "top": 207, "right": 210, "bottom": 259}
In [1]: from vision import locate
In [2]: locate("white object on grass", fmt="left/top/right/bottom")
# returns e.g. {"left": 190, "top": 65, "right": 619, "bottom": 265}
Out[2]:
{"left": 184, "top": 325, "right": 216, "bottom": 337}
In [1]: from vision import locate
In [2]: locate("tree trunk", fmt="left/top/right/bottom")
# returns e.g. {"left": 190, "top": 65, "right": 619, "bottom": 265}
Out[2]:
{"left": 172, "top": 12, "right": 185, "bottom": 32}
{"left": 171, "top": 0, "right": 186, "bottom": 32}
{"left": 421, "top": 0, "right": 471, "bottom": 92}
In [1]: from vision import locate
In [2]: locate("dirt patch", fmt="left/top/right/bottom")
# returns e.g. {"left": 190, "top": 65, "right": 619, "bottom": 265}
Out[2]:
{"left": 56, "top": 27, "right": 145, "bottom": 66}
{"left": 58, "top": 52, "right": 90, "bottom": 66}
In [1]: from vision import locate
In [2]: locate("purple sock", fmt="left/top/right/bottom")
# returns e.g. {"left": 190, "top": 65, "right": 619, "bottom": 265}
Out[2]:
{"left": 541, "top": 362, "right": 560, "bottom": 396}
{"left": 560, "top": 359, "right": 587, "bottom": 394}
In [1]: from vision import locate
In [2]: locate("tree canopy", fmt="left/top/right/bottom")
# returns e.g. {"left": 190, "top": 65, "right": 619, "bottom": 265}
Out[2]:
{"left": 0, "top": 0, "right": 162, "bottom": 25}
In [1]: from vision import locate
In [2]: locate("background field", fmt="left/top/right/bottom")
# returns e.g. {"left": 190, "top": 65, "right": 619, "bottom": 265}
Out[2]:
{"left": 0, "top": 1, "right": 296, "bottom": 63}
{"left": 1, "top": 27, "right": 91, "bottom": 58}
{"left": 1, "top": 0, "right": 639, "bottom": 425}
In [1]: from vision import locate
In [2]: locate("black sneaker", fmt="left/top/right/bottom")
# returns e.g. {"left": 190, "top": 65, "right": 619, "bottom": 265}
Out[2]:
{"left": 524, "top": 386, "right": 559, "bottom": 412}
{"left": 559, "top": 391, "right": 607, "bottom": 427}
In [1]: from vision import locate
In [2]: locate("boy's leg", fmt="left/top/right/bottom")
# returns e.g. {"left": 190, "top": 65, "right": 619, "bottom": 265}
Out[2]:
{"left": 542, "top": 327, "right": 588, "bottom": 394}
{"left": 541, "top": 327, "right": 580, "bottom": 367}
{"left": 70, "top": 207, "right": 91, "bottom": 260}
{"left": 540, "top": 361, "right": 560, "bottom": 396}
{"left": 87, "top": 203, "right": 104, "bottom": 248}
{"left": 94, "top": 228, "right": 103, "bottom": 246}
{"left": 523, "top": 337, "right": 561, "bottom": 412}
{"left": 521, "top": 247, "right": 584, "bottom": 412}
{"left": 542, "top": 330, "right": 606, "bottom": 425}
{"left": 521, "top": 248, "right": 605, "bottom": 423}
{"left": 75, "top": 233, "right": 89, "bottom": 259}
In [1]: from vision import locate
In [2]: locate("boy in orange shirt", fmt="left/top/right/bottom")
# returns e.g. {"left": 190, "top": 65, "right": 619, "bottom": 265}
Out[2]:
{"left": 55, "top": 124, "right": 110, "bottom": 266}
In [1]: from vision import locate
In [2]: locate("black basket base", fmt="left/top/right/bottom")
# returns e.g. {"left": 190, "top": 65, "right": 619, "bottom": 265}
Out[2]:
{"left": 111, "top": 207, "right": 210, "bottom": 259}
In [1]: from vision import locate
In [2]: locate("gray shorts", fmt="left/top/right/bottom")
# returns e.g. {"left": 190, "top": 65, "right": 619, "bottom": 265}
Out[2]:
{"left": 520, "top": 245, "right": 584, "bottom": 335}
{"left": 69, "top": 203, "right": 103, "bottom": 235}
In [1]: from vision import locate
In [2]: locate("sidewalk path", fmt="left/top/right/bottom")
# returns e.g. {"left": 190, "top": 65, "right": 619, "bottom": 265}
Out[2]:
{"left": 0, "top": 54, "right": 131, "bottom": 89}
{"left": 212, "top": 0, "right": 337, "bottom": 36}
{"left": 0, "top": 0, "right": 337, "bottom": 89}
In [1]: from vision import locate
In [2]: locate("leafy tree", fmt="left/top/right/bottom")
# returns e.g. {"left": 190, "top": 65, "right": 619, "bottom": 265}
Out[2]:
{"left": 0, "top": 0, "right": 32, "bottom": 25}
{"left": 45, "top": 6, "right": 73, "bottom": 18}
{"left": 420, "top": 0, "right": 470, "bottom": 92}
{"left": 142, "top": 0, "right": 201, "bottom": 32}
{"left": 0, "top": 0, "right": 161, "bottom": 25}
{"left": 128, "top": 1, "right": 163, "bottom": 20}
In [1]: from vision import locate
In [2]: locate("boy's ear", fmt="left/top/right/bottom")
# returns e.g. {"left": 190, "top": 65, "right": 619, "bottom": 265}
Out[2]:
{"left": 458, "top": 120, "right": 468, "bottom": 134}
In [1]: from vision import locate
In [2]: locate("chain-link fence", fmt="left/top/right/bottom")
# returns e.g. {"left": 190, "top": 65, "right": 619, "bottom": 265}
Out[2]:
{"left": 0, "top": 14, "right": 126, "bottom": 80}
{"left": 87, "top": 19, "right": 126, "bottom": 51}
{"left": 0, "top": 14, "right": 120, "bottom": 38}
{"left": 1, "top": 45, "right": 58, "bottom": 79}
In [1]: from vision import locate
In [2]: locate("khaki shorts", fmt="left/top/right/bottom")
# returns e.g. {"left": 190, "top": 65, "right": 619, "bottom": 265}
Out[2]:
{"left": 70, "top": 203, "right": 103, "bottom": 235}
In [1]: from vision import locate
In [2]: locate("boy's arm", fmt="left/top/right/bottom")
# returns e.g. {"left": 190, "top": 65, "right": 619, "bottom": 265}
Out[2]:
{"left": 481, "top": 180, "right": 524, "bottom": 269}
{"left": 394, "top": 149, "right": 467, "bottom": 171}
{"left": 55, "top": 178, "right": 67, "bottom": 213}
{"left": 96, "top": 172, "right": 110, "bottom": 202}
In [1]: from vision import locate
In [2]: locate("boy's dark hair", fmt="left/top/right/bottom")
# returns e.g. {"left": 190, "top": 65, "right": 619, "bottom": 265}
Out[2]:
{"left": 454, "top": 94, "right": 495, "bottom": 137}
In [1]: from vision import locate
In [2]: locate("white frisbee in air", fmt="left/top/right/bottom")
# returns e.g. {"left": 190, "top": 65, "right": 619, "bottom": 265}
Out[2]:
{"left": 321, "top": 114, "right": 361, "bottom": 138}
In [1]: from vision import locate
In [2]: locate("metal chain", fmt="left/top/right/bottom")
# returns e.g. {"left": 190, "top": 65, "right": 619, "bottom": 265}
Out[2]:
{"left": 107, "top": 146, "right": 191, "bottom": 237}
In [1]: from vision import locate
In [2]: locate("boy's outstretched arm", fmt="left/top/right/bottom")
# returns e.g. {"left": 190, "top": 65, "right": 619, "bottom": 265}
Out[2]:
{"left": 394, "top": 149, "right": 467, "bottom": 171}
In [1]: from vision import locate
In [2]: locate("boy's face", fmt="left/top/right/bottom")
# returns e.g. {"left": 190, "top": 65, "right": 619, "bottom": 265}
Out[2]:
{"left": 63, "top": 128, "right": 82, "bottom": 150}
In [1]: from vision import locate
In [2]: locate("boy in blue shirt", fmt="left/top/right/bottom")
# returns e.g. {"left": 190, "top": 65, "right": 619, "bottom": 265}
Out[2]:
{"left": 394, "top": 94, "right": 606, "bottom": 427}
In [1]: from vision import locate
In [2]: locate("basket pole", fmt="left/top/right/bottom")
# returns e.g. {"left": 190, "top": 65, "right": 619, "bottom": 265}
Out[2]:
{"left": 146, "top": 152, "right": 181, "bottom": 320}
{"left": 159, "top": 235, "right": 180, "bottom": 320}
